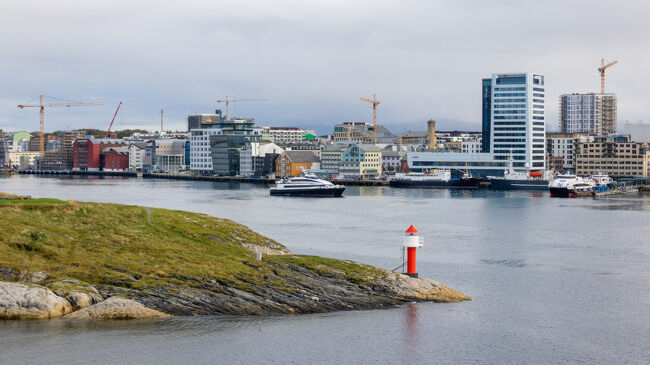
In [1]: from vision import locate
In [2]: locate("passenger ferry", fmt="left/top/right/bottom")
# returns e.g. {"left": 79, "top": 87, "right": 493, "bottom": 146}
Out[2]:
{"left": 549, "top": 174, "right": 594, "bottom": 198}
{"left": 270, "top": 174, "right": 345, "bottom": 197}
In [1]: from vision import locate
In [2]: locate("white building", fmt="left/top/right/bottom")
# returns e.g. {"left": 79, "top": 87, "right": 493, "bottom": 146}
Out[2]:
{"left": 239, "top": 142, "right": 284, "bottom": 176}
{"left": 546, "top": 133, "right": 594, "bottom": 173}
{"left": 261, "top": 127, "right": 315, "bottom": 144}
{"left": 560, "top": 93, "right": 617, "bottom": 135}
{"left": 190, "top": 129, "right": 223, "bottom": 174}
{"left": 128, "top": 142, "right": 147, "bottom": 171}
{"left": 382, "top": 150, "right": 404, "bottom": 173}
{"left": 461, "top": 140, "right": 482, "bottom": 153}
{"left": 487, "top": 72, "right": 546, "bottom": 170}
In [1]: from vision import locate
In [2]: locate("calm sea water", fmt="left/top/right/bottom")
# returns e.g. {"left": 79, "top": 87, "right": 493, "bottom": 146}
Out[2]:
{"left": 1, "top": 175, "right": 649, "bottom": 364}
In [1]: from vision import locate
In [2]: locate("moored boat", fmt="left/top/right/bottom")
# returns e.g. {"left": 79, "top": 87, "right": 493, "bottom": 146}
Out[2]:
{"left": 389, "top": 170, "right": 481, "bottom": 189}
{"left": 270, "top": 174, "right": 345, "bottom": 197}
{"left": 549, "top": 174, "right": 594, "bottom": 198}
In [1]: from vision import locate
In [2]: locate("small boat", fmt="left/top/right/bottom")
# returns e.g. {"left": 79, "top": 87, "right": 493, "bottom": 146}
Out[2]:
{"left": 590, "top": 173, "right": 614, "bottom": 192}
{"left": 549, "top": 174, "right": 593, "bottom": 198}
{"left": 389, "top": 169, "right": 481, "bottom": 189}
{"left": 270, "top": 174, "right": 345, "bottom": 197}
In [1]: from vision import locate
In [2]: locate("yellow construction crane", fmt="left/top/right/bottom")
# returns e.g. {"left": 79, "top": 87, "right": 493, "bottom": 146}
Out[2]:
{"left": 17, "top": 95, "right": 103, "bottom": 153}
{"left": 359, "top": 94, "right": 380, "bottom": 143}
{"left": 216, "top": 96, "right": 268, "bottom": 120}
{"left": 598, "top": 58, "right": 618, "bottom": 94}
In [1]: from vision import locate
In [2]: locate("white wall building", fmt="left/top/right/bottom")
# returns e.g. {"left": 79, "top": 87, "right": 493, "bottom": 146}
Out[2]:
{"left": 190, "top": 129, "right": 223, "bottom": 173}
{"left": 239, "top": 142, "right": 284, "bottom": 176}
{"left": 128, "top": 142, "right": 147, "bottom": 171}
{"left": 461, "top": 140, "right": 482, "bottom": 153}
{"left": 261, "top": 127, "right": 315, "bottom": 144}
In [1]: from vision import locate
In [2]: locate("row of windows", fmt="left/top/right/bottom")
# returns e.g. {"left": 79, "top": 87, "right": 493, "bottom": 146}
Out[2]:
{"left": 533, "top": 87, "right": 544, "bottom": 92}
{"left": 494, "top": 110, "right": 526, "bottom": 114}
{"left": 494, "top": 144, "right": 526, "bottom": 148}
{"left": 494, "top": 93, "right": 526, "bottom": 97}
{"left": 494, "top": 87, "right": 526, "bottom": 91}
{"left": 533, "top": 99, "right": 544, "bottom": 104}
{"left": 494, "top": 150, "right": 526, "bottom": 155}
{"left": 494, "top": 121, "right": 526, "bottom": 125}
{"left": 494, "top": 116, "right": 526, "bottom": 120}
{"left": 533, "top": 122, "right": 544, "bottom": 126}
{"left": 494, "top": 133, "right": 526, "bottom": 136}
{"left": 495, "top": 127, "right": 526, "bottom": 131}
{"left": 494, "top": 138, "right": 526, "bottom": 142}
{"left": 494, "top": 98, "right": 526, "bottom": 103}
{"left": 533, "top": 127, "right": 545, "bottom": 131}
{"left": 533, "top": 110, "right": 544, "bottom": 115}
{"left": 494, "top": 104, "right": 526, "bottom": 109}
{"left": 533, "top": 116, "right": 545, "bottom": 120}
{"left": 533, "top": 104, "right": 544, "bottom": 109}
{"left": 533, "top": 93, "right": 544, "bottom": 98}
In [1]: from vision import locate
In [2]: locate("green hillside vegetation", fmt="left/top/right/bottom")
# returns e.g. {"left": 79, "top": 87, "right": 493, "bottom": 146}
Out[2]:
{"left": 0, "top": 199, "right": 385, "bottom": 292}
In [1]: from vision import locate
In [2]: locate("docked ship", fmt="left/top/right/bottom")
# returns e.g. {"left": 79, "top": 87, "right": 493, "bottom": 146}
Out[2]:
{"left": 389, "top": 170, "right": 482, "bottom": 189}
{"left": 488, "top": 161, "right": 554, "bottom": 190}
{"left": 549, "top": 174, "right": 594, "bottom": 198}
{"left": 270, "top": 174, "right": 345, "bottom": 197}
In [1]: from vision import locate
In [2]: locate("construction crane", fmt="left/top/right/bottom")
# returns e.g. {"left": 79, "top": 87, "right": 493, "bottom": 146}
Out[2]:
{"left": 17, "top": 95, "right": 103, "bottom": 153}
{"left": 598, "top": 58, "right": 618, "bottom": 94}
{"left": 105, "top": 102, "right": 123, "bottom": 138}
{"left": 215, "top": 96, "right": 268, "bottom": 120}
{"left": 360, "top": 94, "right": 380, "bottom": 143}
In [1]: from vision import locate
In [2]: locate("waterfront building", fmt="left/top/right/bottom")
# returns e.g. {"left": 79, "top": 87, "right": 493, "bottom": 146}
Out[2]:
{"left": 7, "top": 151, "right": 42, "bottom": 169}
{"left": 485, "top": 72, "right": 546, "bottom": 169}
{"left": 102, "top": 146, "right": 130, "bottom": 172}
{"left": 339, "top": 144, "right": 383, "bottom": 179}
{"left": 190, "top": 129, "right": 223, "bottom": 174}
{"left": 261, "top": 127, "right": 316, "bottom": 144}
{"left": 40, "top": 131, "right": 83, "bottom": 171}
{"left": 575, "top": 135, "right": 650, "bottom": 178}
{"left": 239, "top": 141, "right": 284, "bottom": 177}
{"left": 150, "top": 139, "right": 188, "bottom": 173}
{"left": 545, "top": 133, "right": 593, "bottom": 173}
{"left": 275, "top": 150, "right": 320, "bottom": 177}
{"left": 559, "top": 93, "right": 617, "bottom": 135}
{"left": 73, "top": 138, "right": 127, "bottom": 171}
{"left": 382, "top": 150, "right": 405, "bottom": 174}
{"left": 128, "top": 142, "right": 147, "bottom": 172}
{"left": 320, "top": 144, "right": 348, "bottom": 173}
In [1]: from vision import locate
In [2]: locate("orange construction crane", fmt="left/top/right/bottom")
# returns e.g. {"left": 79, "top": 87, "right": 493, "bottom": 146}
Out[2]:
{"left": 360, "top": 94, "right": 380, "bottom": 143}
{"left": 216, "top": 96, "right": 268, "bottom": 120}
{"left": 598, "top": 58, "right": 618, "bottom": 94}
{"left": 17, "top": 95, "right": 103, "bottom": 153}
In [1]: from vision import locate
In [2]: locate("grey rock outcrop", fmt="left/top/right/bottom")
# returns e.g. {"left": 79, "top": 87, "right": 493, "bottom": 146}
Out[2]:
{"left": 51, "top": 280, "right": 103, "bottom": 310}
{"left": 0, "top": 281, "right": 73, "bottom": 319}
{"left": 64, "top": 297, "right": 170, "bottom": 319}
{"left": 0, "top": 266, "right": 48, "bottom": 284}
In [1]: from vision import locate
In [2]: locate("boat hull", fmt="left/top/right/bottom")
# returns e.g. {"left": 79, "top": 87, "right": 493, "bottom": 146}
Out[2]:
{"left": 549, "top": 187, "right": 572, "bottom": 198}
{"left": 270, "top": 187, "right": 345, "bottom": 197}
{"left": 489, "top": 178, "right": 549, "bottom": 191}
{"left": 389, "top": 178, "right": 482, "bottom": 189}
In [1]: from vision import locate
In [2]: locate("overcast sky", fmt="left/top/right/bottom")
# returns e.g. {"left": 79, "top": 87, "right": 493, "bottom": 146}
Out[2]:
{"left": 1, "top": 0, "right": 648, "bottom": 135}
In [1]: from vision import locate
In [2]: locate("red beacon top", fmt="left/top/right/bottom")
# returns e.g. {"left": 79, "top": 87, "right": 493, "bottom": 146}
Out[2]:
{"left": 405, "top": 225, "right": 418, "bottom": 234}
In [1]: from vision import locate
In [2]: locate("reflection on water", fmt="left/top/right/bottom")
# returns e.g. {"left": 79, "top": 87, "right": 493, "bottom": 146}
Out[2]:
{"left": 0, "top": 175, "right": 649, "bottom": 364}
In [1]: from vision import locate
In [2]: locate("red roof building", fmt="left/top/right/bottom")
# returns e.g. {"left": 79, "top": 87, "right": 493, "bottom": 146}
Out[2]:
{"left": 102, "top": 146, "right": 130, "bottom": 172}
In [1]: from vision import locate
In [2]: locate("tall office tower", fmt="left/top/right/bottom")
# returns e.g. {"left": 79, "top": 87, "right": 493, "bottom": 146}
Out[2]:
{"left": 559, "top": 93, "right": 617, "bottom": 135}
{"left": 481, "top": 78, "right": 492, "bottom": 153}
{"left": 483, "top": 73, "right": 546, "bottom": 169}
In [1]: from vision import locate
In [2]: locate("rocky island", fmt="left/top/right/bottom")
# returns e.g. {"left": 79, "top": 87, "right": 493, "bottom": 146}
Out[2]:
{"left": 0, "top": 196, "right": 469, "bottom": 320}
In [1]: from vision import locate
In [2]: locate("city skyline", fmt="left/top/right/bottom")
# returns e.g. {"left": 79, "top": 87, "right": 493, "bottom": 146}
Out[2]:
{"left": 1, "top": 1, "right": 649, "bottom": 134}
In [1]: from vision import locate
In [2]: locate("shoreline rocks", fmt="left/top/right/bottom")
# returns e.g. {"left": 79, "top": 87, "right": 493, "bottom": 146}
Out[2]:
{"left": 63, "top": 297, "right": 170, "bottom": 320}
{"left": 0, "top": 281, "right": 73, "bottom": 319}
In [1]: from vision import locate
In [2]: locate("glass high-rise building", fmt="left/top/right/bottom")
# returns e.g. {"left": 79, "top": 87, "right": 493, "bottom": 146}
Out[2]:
{"left": 482, "top": 73, "right": 546, "bottom": 169}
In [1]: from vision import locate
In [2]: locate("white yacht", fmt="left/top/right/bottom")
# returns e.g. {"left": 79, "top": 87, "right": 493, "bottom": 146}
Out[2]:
{"left": 549, "top": 174, "right": 594, "bottom": 198}
{"left": 270, "top": 174, "right": 345, "bottom": 197}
